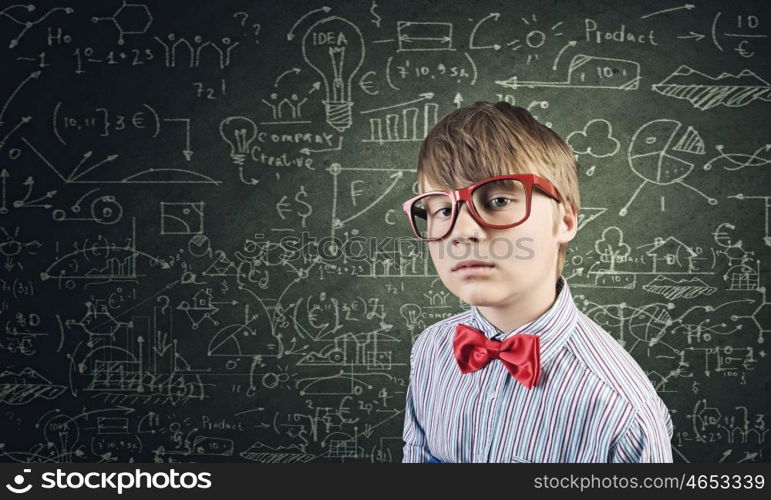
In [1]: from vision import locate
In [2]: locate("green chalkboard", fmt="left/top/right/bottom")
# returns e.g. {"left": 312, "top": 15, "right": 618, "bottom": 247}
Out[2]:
{"left": 0, "top": 0, "right": 768, "bottom": 463}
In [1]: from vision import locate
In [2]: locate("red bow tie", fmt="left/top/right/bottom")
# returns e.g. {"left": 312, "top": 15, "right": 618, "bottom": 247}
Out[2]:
{"left": 453, "top": 323, "right": 541, "bottom": 389}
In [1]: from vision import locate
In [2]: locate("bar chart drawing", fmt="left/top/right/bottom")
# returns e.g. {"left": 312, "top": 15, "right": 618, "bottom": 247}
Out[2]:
{"left": 361, "top": 101, "right": 439, "bottom": 144}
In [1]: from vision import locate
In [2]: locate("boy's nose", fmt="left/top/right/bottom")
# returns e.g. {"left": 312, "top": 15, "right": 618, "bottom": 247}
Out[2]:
{"left": 450, "top": 202, "right": 485, "bottom": 242}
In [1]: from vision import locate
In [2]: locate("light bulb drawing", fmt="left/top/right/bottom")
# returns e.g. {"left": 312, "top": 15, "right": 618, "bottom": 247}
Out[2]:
{"left": 301, "top": 16, "right": 365, "bottom": 133}
{"left": 400, "top": 303, "right": 423, "bottom": 334}
{"left": 219, "top": 116, "right": 257, "bottom": 166}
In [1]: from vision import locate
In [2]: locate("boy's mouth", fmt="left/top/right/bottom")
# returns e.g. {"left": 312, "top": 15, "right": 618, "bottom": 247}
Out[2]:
{"left": 451, "top": 260, "right": 496, "bottom": 272}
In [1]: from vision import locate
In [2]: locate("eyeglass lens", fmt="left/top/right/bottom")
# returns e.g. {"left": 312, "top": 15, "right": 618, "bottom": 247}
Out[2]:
{"left": 411, "top": 178, "right": 527, "bottom": 239}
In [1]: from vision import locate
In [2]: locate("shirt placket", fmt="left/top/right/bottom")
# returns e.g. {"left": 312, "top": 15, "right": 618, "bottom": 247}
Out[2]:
{"left": 474, "top": 333, "right": 506, "bottom": 462}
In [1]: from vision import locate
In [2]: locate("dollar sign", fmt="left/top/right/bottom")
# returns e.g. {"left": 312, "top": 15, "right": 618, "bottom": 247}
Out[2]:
{"left": 294, "top": 186, "right": 312, "bottom": 227}
{"left": 370, "top": 1, "right": 381, "bottom": 28}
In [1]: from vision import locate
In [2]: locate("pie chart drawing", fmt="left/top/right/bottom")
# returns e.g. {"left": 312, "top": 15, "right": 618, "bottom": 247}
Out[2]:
{"left": 620, "top": 119, "right": 716, "bottom": 216}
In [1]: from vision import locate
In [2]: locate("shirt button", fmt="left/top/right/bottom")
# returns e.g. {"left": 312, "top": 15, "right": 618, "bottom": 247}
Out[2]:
{"left": 487, "top": 391, "right": 495, "bottom": 400}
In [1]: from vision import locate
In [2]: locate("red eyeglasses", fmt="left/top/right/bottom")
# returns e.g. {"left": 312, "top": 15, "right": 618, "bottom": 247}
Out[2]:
{"left": 402, "top": 174, "right": 562, "bottom": 241}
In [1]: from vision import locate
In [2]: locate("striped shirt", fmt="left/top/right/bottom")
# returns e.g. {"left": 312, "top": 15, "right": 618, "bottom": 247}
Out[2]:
{"left": 402, "top": 275, "right": 673, "bottom": 463}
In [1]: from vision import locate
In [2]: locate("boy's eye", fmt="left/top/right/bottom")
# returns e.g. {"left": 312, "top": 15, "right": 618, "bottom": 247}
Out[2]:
{"left": 486, "top": 196, "right": 515, "bottom": 208}
{"left": 432, "top": 207, "right": 452, "bottom": 217}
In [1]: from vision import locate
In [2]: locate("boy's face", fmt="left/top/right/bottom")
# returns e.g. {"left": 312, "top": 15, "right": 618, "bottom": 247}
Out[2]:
{"left": 421, "top": 176, "right": 577, "bottom": 307}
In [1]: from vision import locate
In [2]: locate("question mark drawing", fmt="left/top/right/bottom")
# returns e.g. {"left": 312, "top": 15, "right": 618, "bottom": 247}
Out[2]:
{"left": 233, "top": 12, "right": 260, "bottom": 43}
{"left": 233, "top": 12, "right": 248, "bottom": 26}
{"left": 156, "top": 295, "right": 170, "bottom": 315}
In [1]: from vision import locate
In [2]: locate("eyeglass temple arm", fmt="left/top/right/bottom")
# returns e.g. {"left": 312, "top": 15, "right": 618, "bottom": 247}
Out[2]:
{"left": 534, "top": 177, "right": 562, "bottom": 202}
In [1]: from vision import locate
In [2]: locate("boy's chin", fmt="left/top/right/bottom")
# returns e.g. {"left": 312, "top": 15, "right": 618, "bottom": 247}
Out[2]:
{"left": 453, "top": 288, "right": 505, "bottom": 307}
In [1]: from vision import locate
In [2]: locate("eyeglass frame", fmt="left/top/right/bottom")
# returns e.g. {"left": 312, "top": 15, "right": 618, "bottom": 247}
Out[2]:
{"left": 401, "top": 173, "right": 563, "bottom": 242}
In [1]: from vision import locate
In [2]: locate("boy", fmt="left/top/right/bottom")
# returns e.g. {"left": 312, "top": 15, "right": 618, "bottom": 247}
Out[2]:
{"left": 400, "top": 101, "right": 673, "bottom": 463}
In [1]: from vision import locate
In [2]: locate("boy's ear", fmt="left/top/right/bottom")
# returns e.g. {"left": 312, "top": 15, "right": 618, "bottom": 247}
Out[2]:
{"left": 557, "top": 204, "right": 578, "bottom": 244}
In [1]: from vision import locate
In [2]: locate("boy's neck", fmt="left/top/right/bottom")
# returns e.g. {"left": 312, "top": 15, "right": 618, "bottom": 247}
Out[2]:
{"left": 475, "top": 271, "right": 560, "bottom": 335}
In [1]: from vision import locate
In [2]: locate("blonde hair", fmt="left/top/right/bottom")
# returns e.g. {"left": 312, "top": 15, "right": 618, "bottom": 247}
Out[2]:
{"left": 416, "top": 101, "right": 580, "bottom": 277}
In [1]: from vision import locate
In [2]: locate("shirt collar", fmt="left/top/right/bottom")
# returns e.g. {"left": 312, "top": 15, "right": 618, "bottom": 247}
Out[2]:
{"left": 469, "top": 275, "right": 578, "bottom": 367}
